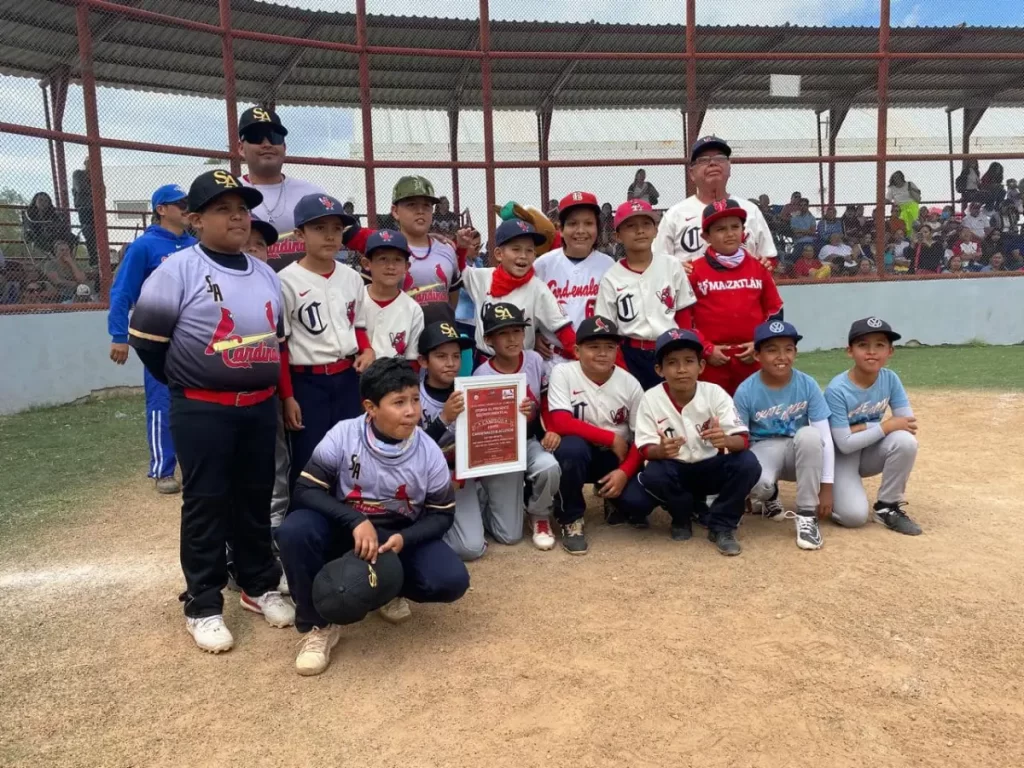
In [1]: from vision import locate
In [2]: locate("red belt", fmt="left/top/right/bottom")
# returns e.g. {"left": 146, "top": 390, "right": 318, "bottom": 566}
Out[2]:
{"left": 290, "top": 357, "right": 354, "bottom": 375}
{"left": 624, "top": 337, "right": 657, "bottom": 351}
{"left": 183, "top": 386, "right": 276, "bottom": 407}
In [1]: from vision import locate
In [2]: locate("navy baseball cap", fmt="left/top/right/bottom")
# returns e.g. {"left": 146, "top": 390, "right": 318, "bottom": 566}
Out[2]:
{"left": 293, "top": 194, "right": 358, "bottom": 229}
{"left": 418, "top": 320, "right": 475, "bottom": 355}
{"left": 495, "top": 218, "right": 546, "bottom": 247}
{"left": 848, "top": 317, "right": 901, "bottom": 345}
{"left": 238, "top": 105, "right": 288, "bottom": 137}
{"left": 754, "top": 319, "right": 803, "bottom": 350}
{"left": 312, "top": 551, "right": 403, "bottom": 626}
{"left": 151, "top": 184, "right": 188, "bottom": 208}
{"left": 365, "top": 229, "right": 411, "bottom": 259}
{"left": 655, "top": 328, "right": 704, "bottom": 364}
{"left": 187, "top": 170, "right": 263, "bottom": 213}
{"left": 576, "top": 315, "right": 622, "bottom": 344}
{"left": 481, "top": 302, "right": 530, "bottom": 336}
{"left": 249, "top": 215, "right": 278, "bottom": 247}
{"left": 689, "top": 135, "right": 732, "bottom": 164}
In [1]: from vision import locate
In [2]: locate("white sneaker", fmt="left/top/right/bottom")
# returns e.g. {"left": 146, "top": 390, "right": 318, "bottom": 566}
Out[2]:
{"left": 795, "top": 514, "right": 823, "bottom": 550}
{"left": 295, "top": 625, "right": 342, "bottom": 676}
{"left": 531, "top": 517, "right": 556, "bottom": 551}
{"left": 278, "top": 570, "right": 290, "bottom": 596}
{"left": 378, "top": 597, "right": 412, "bottom": 624}
{"left": 186, "top": 615, "right": 234, "bottom": 653}
{"left": 240, "top": 590, "right": 295, "bottom": 628}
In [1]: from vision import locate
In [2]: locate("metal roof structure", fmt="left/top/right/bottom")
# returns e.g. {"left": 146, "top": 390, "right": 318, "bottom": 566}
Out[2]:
{"left": 3, "top": 0, "right": 1024, "bottom": 111}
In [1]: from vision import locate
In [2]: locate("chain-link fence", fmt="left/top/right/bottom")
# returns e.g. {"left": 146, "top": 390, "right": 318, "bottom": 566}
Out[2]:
{"left": 1, "top": 0, "right": 1023, "bottom": 313}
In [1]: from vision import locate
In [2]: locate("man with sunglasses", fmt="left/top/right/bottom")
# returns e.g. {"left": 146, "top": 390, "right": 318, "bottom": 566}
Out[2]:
{"left": 237, "top": 106, "right": 328, "bottom": 273}
{"left": 108, "top": 183, "right": 197, "bottom": 494}
{"left": 654, "top": 136, "right": 776, "bottom": 267}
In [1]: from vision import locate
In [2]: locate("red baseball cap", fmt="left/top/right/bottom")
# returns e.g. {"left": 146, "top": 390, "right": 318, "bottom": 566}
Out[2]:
{"left": 613, "top": 199, "right": 659, "bottom": 230}
{"left": 558, "top": 191, "right": 601, "bottom": 223}
{"left": 701, "top": 198, "right": 748, "bottom": 232}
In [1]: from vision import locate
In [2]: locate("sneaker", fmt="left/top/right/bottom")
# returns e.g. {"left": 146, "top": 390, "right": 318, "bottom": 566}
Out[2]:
{"left": 561, "top": 520, "right": 589, "bottom": 555}
{"left": 670, "top": 517, "right": 693, "bottom": 541}
{"left": 186, "top": 615, "right": 234, "bottom": 653}
{"left": 762, "top": 497, "right": 788, "bottom": 521}
{"left": 795, "top": 514, "right": 823, "bottom": 550}
{"left": 531, "top": 517, "right": 556, "bottom": 550}
{"left": 709, "top": 529, "right": 742, "bottom": 556}
{"left": 156, "top": 476, "right": 181, "bottom": 494}
{"left": 604, "top": 500, "right": 627, "bottom": 526}
{"left": 240, "top": 591, "right": 295, "bottom": 628}
{"left": 295, "top": 625, "right": 342, "bottom": 677}
{"left": 873, "top": 501, "right": 922, "bottom": 536}
{"left": 378, "top": 597, "right": 412, "bottom": 624}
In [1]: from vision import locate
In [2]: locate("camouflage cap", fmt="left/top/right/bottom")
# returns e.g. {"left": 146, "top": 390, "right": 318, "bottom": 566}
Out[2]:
{"left": 392, "top": 175, "right": 439, "bottom": 204}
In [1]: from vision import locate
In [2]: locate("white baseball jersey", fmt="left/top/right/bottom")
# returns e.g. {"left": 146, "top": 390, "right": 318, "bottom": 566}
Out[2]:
{"left": 474, "top": 350, "right": 547, "bottom": 404}
{"left": 534, "top": 248, "right": 614, "bottom": 362}
{"left": 547, "top": 362, "right": 644, "bottom": 443}
{"left": 655, "top": 195, "right": 777, "bottom": 264}
{"left": 279, "top": 261, "right": 366, "bottom": 365}
{"left": 407, "top": 240, "right": 462, "bottom": 306}
{"left": 363, "top": 288, "right": 424, "bottom": 361}
{"left": 462, "top": 267, "right": 570, "bottom": 357}
{"left": 594, "top": 255, "right": 696, "bottom": 341}
{"left": 241, "top": 174, "right": 327, "bottom": 272}
{"left": 635, "top": 382, "right": 748, "bottom": 464}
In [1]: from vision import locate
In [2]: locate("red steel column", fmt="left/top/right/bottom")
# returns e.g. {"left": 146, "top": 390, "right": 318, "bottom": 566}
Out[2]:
{"left": 874, "top": 0, "right": 890, "bottom": 276}
{"left": 41, "top": 82, "right": 60, "bottom": 210}
{"left": 219, "top": 0, "right": 241, "bottom": 176}
{"left": 448, "top": 107, "right": 460, "bottom": 214}
{"left": 537, "top": 107, "right": 552, "bottom": 208}
{"left": 50, "top": 69, "right": 71, "bottom": 216}
{"left": 684, "top": 0, "right": 698, "bottom": 198}
{"left": 480, "top": 0, "right": 496, "bottom": 251}
{"left": 356, "top": 0, "right": 377, "bottom": 227}
{"left": 76, "top": 3, "right": 110, "bottom": 299}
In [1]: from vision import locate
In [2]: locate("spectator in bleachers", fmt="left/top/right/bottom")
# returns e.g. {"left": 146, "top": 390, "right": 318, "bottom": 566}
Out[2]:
{"left": 72, "top": 160, "right": 98, "bottom": 267}
{"left": 626, "top": 169, "right": 659, "bottom": 205}
{"left": 789, "top": 198, "right": 817, "bottom": 250}
{"left": 887, "top": 204, "right": 907, "bottom": 238}
{"left": 982, "top": 252, "right": 1008, "bottom": 272}
{"left": 951, "top": 229, "right": 982, "bottom": 269}
{"left": 791, "top": 243, "right": 821, "bottom": 279}
{"left": 910, "top": 226, "right": 945, "bottom": 274}
{"left": 840, "top": 206, "right": 862, "bottom": 240}
{"left": 857, "top": 258, "right": 876, "bottom": 277}
{"left": 24, "top": 192, "right": 75, "bottom": 257}
{"left": 980, "top": 162, "right": 1005, "bottom": 208}
{"left": 597, "top": 202, "right": 615, "bottom": 254}
{"left": 779, "top": 192, "right": 802, "bottom": 222}
{"left": 1003, "top": 179, "right": 1021, "bottom": 233}
{"left": 854, "top": 232, "right": 874, "bottom": 262}
{"left": 1007, "top": 247, "right": 1024, "bottom": 271}
{"left": 816, "top": 206, "right": 843, "bottom": 241}
{"left": 956, "top": 158, "right": 981, "bottom": 208}
{"left": 818, "top": 231, "right": 851, "bottom": 263}
{"left": 961, "top": 201, "right": 992, "bottom": 241}
{"left": 885, "top": 233, "right": 911, "bottom": 274}
{"left": 943, "top": 254, "right": 967, "bottom": 274}
{"left": 886, "top": 171, "right": 921, "bottom": 235}
{"left": 982, "top": 229, "right": 1005, "bottom": 261}
{"left": 433, "top": 196, "right": 459, "bottom": 237}
{"left": 42, "top": 239, "right": 88, "bottom": 302}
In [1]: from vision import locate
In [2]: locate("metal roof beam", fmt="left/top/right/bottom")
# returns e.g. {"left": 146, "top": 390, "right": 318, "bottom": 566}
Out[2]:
{"left": 262, "top": 21, "right": 320, "bottom": 103}
{"left": 537, "top": 32, "right": 594, "bottom": 112}
{"left": 705, "top": 24, "right": 791, "bottom": 102}
{"left": 46, "top": 0, "right": 145, "bottom": 80}
{"left": 449, "top": 33, "right": 480, "bottom": 110}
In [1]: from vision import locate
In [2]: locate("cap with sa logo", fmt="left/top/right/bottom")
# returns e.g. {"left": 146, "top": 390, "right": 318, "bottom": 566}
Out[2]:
{"left": 481, "top": 301, "right": 531, "bottom": 336}
{"left": 238, "top": 105, "right": 288, "bottom": 137}
{"left": 187, "top": 169, "right": 263, "bottom": 213}
{"left": 392, "top": 175, "right": 439, "bottom": 205}
{"left": 418, "top": 320, "right": 475, "bottom": 355}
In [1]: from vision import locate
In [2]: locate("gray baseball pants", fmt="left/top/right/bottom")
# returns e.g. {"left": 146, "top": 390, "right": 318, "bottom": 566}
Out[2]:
{"left": 443, "top": 480, "right": 486, "bottom": 561}
{"left": 270, "top": 402, "right": 290, "bottom": 528}
{"left": 475, "top": 437, "right": 560, "bottom": 545}
{"left": 749, "top": 427, "right": 824, "bottom": 512}
{"left": 832, "top": 430, "right": 918, "bottom": 528}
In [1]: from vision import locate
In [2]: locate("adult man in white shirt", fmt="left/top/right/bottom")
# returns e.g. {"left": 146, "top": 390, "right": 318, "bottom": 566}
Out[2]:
{"left": 960, "top": 201, "right": 993, "bottom": 241}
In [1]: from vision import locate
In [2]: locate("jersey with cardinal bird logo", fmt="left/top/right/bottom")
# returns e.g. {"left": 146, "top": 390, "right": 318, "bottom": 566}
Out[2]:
{"left": 362, "top": 286, "right": 424, "bottom": 362}
{"left": 546, "top": 362, "right": 644, "bottom": 443}
{"left": 594, "top": 254, "right": 695, "bottom": 342}
{"left": 278, "top": 260, "right": 367, "bottom": 365}
{"left": 128, "top": 245, "right": 283, "bottom": 391}
{"left": 406, "top": 240, "right": 462, "bottom": 307}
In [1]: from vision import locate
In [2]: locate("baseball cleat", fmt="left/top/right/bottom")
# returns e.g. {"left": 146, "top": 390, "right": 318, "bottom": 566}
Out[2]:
{"left": 561, "top": 520, "right": 589, "bottom": 555}
{"left": 795, "top": 514, "right": 823, "bottom": 550}
{"left": 295, "top": 625, "right": 342, "bottom": 676}
{"left": 186, "top": 615, "right": 234, "bottom": 653}
{"left": 378, "top": 597, "right": 412, "bottom": 624}
{"left": 156, "top": 476, "right": 181, "bottom": 494}
{"left": 240, "top": 590, "right": 295, "bottom": 628}
{"left": 531, "top": 517, "right": 556, "bottom": 550}
{"left": 873, "top": 501, "right": 922, "bottom": 536}
{"left": 709, "top": 529, "right": 742, "bottom": 556}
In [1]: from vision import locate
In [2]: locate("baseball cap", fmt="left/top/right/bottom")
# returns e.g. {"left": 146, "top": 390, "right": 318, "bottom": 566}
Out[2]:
{"left": 701, "top": 198, "right": 748, "bottom": 232}
{"left": 613, "top": 199, "right": 659, "bottom": 230}
{"left": 187, "top": 169, "right": 263, "bottom": 213}
{"left": 293, "top": 194, "right": 358, "bottom": 229}
{"left": 576, "top": 315, "right": 622, "bottom": 345}
{"left": 364, "top": 229, "right": 411, "bottom": 259}
{"left": 557, "top": 191, "right": 601, "bottom": 223}
{"left": 392, "top": 175, "right": 439, "bottom": 205}
{"left": 312, "top": 550, "right": 403, "bottom": 626}
{"left": 75, "top": 283, "right": 92, "bottom": 298}
{"left": 848, "top": 317, "right": 901, "bottom": 345}
{"left": 249, "top": 216, "right": 278, "bottom": 247}
{"left": 654, "top": 328, "right": 704, "bottom": 364}
{"left": 481, "top": 302, "right": 530, "bottom": 336}
{"left": 689, "top": 135, "right": 732, "bottom": 164}
{"left": 418, "top": 320, "right": 475, "bottom": 355}
{"left": 754, "top": 319, "right": 803, "bottom": 350}
{"left": 238, "top": 105, "right": 288, "bottom": 137}
{"left": 494, "top": 218, "right": 546, "bottom": 247}
{"left": 151, "top": 184, "right": 188, "bottom": 209}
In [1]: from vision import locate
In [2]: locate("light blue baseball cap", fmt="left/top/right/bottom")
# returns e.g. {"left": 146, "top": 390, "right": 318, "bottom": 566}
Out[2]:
{"left": 151, "top": 184, "right": 188, "bottom": 208}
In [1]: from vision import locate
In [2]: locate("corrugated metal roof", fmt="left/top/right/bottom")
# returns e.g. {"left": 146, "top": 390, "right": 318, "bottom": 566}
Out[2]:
{"left": 1, "top": 0, "right": 1022, "bottom": 111}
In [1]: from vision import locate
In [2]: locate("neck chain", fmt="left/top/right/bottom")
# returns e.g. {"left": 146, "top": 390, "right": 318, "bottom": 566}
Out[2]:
{"left": 260, "top": 176, "right": 289, "bottom": 224}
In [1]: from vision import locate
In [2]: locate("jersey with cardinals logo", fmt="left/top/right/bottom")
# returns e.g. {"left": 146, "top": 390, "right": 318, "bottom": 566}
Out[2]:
{"left": 594, "top": 254, "right": 695, "bottom": 342}
{"left": 406, "top": 240, "right": 462, "bottom": 307}
{"left": 547, "top": 362, "right": 644, "bottom": 443}
{"left": 278, "top": 260, "right": 367, "bottom": 365}
{"left": 654, "top": 194, "right": 777, "bottom": 264}
{"left": 128, "top": 244, "right": 283, "bottom": 390}
{"left": 362, "top": 286, "right": 424, "bottom": 362}
{"left": 635, "top": 382, "right": 748, "bottom": 464}
{"left": 534, "top": 247, "right": 615, "bottom": 365}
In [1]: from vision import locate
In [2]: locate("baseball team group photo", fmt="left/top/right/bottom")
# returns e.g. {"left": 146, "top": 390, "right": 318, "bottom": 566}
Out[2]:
{"left": 2, "top": 2, "right": 1023, "bottom": 767}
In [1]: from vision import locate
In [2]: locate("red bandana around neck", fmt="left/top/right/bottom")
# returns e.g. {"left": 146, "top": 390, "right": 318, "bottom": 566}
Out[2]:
{"left": 490, "top": 265, "right": 535, "bottom": 297}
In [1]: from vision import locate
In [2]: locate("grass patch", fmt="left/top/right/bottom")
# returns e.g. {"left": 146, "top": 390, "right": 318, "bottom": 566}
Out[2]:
{"left": 0, "top": 395, "right": 147, "bottom": 534}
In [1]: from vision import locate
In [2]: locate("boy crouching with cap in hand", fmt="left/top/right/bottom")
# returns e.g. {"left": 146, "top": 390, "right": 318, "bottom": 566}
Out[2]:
{"left": 544, "top": 316, "right": 656, "bottom": 555}
{"left": 361, "top": 229, "right": 424, "bottom": 365}
{"left": 634, "top": 329, "right": 760, "bottom": 555}
{"left": 275, "top": 358, "right": 469, "bottom": 677}
{"left": 473, "top": 302, "right": 561, "bottom": 551}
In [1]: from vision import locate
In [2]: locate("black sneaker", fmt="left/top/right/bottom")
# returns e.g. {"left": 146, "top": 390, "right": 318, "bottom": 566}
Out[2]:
{"left": 670, "top": 518, "right": 693, "bottom": 541}
{"left": 561, "top": 520, "right": 589, "bottom": 555}
{"left": 604, "top": 500, "right": 627, "bottom": 526}
{"left": 709, "top": 529, "right": 742, "bottom": 556}
{"left": 795, "top": 513, "right": 823, "bottom": 550}
{"left": 873, "top": 501, "right": 922, "bottom": 536}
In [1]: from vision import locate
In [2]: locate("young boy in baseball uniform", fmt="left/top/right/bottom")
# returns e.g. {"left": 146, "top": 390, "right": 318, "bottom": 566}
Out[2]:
{"left": 823, "top": 318, "right": 922, "bottom": 535}
{"left": 732, "top": 321, "right": 834, "bottom": 551}
{"left": 688, "top": 199, "right": 784, "bottom": 396}
{"left": 533, "top": 191, "right": 615, "bottom": 368}
{"left": 276, "top": 358, "right": 469, "bottom": 677}
{"left": 360, "top": 229, "right": 424, "bottom": 365}
{"left": 278, "top": 194, "right": 376, "bottom": 490}
{"left": 245, "top": 216, "right": 278, "bottom": 263}
{"left": 544, "top": 316, "right": 655, "bottom": 554}
{"left": 462, "top": 219, "right": 578, "bottom": 359}
{"left": 595, "top": 200, "right": 697, "bottom": 390}
{"left": 473, "top": 303, "right": 561, "bottom": 551}
{"left": 634, "top": 329, "right": 761, "bottom": 556}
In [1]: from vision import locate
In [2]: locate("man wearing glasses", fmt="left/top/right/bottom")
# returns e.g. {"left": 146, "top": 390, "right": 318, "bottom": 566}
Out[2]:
{"left": 238, "top": 106, "right": 328, "bottom": 272}
{"left": 654, "top": 136, "right": 777, "bottom": 266}
{"left": 108, "top": 183, "right": 197, "bottom": 494}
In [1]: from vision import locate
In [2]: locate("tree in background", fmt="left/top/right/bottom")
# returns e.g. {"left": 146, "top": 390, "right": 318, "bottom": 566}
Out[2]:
{"left": 0, "top": 188, "right": 28, "bottom": 259}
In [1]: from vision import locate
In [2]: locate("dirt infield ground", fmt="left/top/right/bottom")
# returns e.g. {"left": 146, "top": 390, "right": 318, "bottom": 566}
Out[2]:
{"left": 2, "top": 390, "right": 1023, "bottom": 768}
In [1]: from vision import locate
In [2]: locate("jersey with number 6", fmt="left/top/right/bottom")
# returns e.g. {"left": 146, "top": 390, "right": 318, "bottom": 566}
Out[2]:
{"left": 534, "top": 248, "right": 614, "bottom": 361}
{"left": 279, "top": 261, "right": 366, "bottom": 365}
{"left": 594, "top": 255, "right": 695, "bottom": 341}
{"left": 654, "top": 195, "right": 777, "bottom": 264}
{"left": 547, "top": 362, "right": 643, "bottom": 443}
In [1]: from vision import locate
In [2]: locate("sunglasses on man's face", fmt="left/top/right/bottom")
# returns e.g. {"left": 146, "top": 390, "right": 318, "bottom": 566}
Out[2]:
{"left": 242, "top": 129, "right": 285, "bottom": 146}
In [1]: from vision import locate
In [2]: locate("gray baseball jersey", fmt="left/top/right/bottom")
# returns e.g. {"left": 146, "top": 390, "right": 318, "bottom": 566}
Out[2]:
{"left": 474, "top": 350, "right": 547, "bottom": 404}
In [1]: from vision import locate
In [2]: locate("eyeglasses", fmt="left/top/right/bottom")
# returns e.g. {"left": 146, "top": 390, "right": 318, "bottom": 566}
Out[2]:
{"left": 241, "top": 129, "right": 285, "bottom": 146}
{"left": 692, "top": 154, "right": 730, "bottom": 167}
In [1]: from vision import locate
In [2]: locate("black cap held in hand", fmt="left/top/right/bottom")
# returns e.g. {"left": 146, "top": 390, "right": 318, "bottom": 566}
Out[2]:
{"left": 312, "top": 550, "right": 404, "bottom": 626}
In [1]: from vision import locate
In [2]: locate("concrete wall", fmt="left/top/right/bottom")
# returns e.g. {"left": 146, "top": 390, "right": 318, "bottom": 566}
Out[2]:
{"left": 2, "top": 276, "right": 1022, "bottom": 414}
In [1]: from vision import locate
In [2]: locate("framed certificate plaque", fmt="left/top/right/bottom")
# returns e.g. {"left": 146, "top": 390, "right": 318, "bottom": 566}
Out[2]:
{"left": 453, "top": 374, "right": 528, "bottom": 480}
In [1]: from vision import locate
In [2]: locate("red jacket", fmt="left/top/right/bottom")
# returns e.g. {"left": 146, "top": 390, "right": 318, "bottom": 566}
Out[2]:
{"left": 687, "top": 248, "right": 783, "bottom": 345}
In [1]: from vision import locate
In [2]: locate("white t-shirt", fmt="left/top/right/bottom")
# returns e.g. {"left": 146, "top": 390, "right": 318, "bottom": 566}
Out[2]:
{"left": 594, "top": 256, "right": 695, "bottom": 341}
{"left": 242, "top": 174, "right": 327, "bottom": 272}
{"left": 279, "top": 262, "right": 366, "bottom": 365}
{"left": 961, "top": 213, "right": 990, "bottom": 240}
{"left": 635, "top": 382, "right": 748, "bottom": 464}
{"left": 547, "top": 362, "right": 644, "bottom": 443}
{"left": 819, "top": 243, "right": 853, "bottom": 261}
{"left": 533, "top": 248, "right": 615, "bottom": 361}
{"left": 654, "top": 195, "right": 777, "bottom": 264}
{"left": 362, "top": 288, "right": 424, "bottom": 361}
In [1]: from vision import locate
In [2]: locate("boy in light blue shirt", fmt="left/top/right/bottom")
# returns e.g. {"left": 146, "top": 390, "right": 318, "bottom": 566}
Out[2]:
{"left": 734, "top": 321, "right": 833, "bottom": 551}
{"left": 823, "top": 317, "right": 922, "bottom": 535}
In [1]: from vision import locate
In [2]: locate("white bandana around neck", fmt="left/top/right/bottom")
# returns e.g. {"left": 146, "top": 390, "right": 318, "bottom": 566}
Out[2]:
{"left": 707, "top": 246, "right": 747, "bottom": 269}
{"left": 361, "top": 414, "right": 415, "bottom": 459}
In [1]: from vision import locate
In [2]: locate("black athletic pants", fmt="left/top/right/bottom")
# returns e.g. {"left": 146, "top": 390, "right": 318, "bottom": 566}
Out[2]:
{"left": 170, "top": 391, "right": 281, "bottom": 618}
